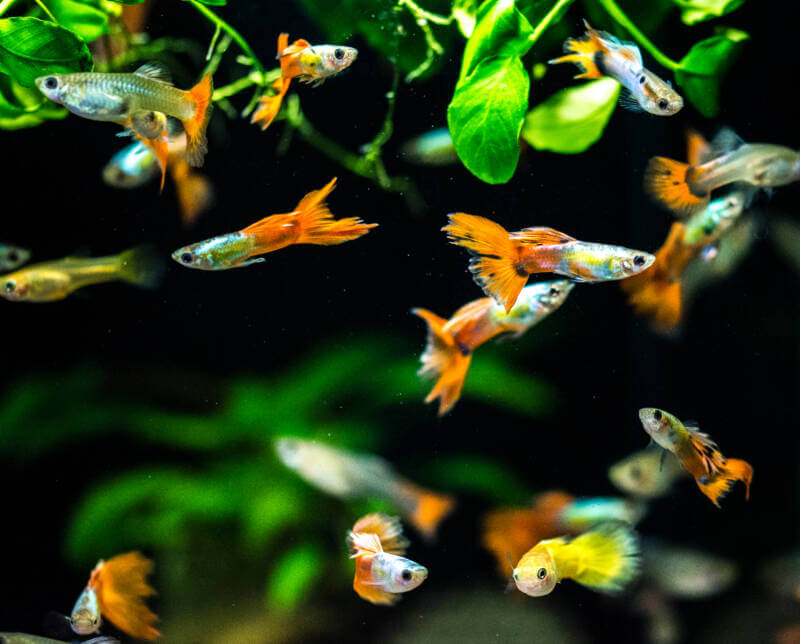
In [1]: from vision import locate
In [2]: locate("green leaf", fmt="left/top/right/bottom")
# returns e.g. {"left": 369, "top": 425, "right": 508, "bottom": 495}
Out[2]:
{"left": 521, "top": 78, "right": 620, "bottom": 154}
{"left": 459, "top": 0, "right": 534, "bottom": 81}
{"left": 0, "top": 72, "right": 66, "bottom": 128}
{"left": 48, "top": 0, "right": 110, "bottom": 42}
{"left": 107, "top": 0, "right": 146, "bottom": 4}
{"left": 675, "top": 27, "right": 748, "bottom": 117}
{"left": 452, "top": 0, "right": 479, "bottom": 37}
{"left": 672, "top": 0, "right": 744, "bottom": 25}
{"left": 182, "top": 0, "right": 226, "bottom": 4}
{"left": 448, "top": 56, "right": 529, "bottom": 184}
{"left": 0, "top": 17, "right": 92, "bottom": 87}
{"left": 265, "top": 542, "right": 324, "bottom": 610}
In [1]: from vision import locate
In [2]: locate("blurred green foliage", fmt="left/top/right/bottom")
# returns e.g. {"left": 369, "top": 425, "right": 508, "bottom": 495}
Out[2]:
{"left": 0, "top": 337, "right": 554, "bottom": 611}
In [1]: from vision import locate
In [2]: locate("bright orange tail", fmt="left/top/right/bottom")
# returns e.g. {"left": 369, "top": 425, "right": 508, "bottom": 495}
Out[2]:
{"left": 181, "top": 74, "right": 213, "bottom": 167}
{"left": 696, "top": 458, "right": 753, "bottom": 508}
{"left": 412, "top": 307, "right": 472, "bottom": 416}
{"left": 89, "top": 551, "right": 159, "bottom": 641}
{"left": 170, "top": 159, "right": 213, "bottom": 226}
{"left": 402, "top": 482, "right": 456, "bottom": 539}
{"left": 443, "top": 213, "right": 527, "bottom": 313}
{"left": 250, "top": 77, "right": 290, "bottom": 131}
{"left": 644, "top": 156, "right": 709, "bottom": 216}
{"left": 291, "top": 177, "right": 377, "bottom": 245}
{"left": 136, "top": 135, "right": 168, "bottom": 191}
{"left": 549, "top": 21, "right": 607, "bottom": 79}
{"left": 277, "top": 34, "right": 312, "bottom": 80}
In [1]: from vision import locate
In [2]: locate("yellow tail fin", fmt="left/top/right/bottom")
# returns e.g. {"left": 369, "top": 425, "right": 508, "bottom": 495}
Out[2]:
{"left": 569, "top": 520, "right": 641, "bottom": 593}
{"left": 181, "top": 74, "right": 213, "bottom": 167}
{"left": 696, "top": 458, "right": 753, "bottom": 507}
{"left": 443, "top": 213, "right": 527, "bottom": 313}
{"left": 549, "top": 21, "right": 607, "bottom": 79}
{"left": 89, "top": 552, "right": 160, "bottom": 641}
{"left": 644, "top": 156, "right": 709, "bottom": 216}
{"left": 412, "top": 307, "right": 472, "bottom": 415}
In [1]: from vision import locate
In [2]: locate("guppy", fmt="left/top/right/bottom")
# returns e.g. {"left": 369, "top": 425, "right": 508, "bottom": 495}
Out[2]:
{"left": 36, "top": 64, "right": 212, "bottom": 169}
{"left": 400, "top": 128, "right": 458, "bottom": 166}
{"left": 0, "top": 247, "right": 161, "bottom": 302}
{"left": 172, "top": 177, "right": 376, "bottom": 270}
{"left": 645, "top": 128, "right": 800, "bottom": 215}
{"left": 0, "top": 244, "right": 30, "bottom": 271}
{"left": 102, "top": 141, "right": 159, "bottom": 189}
{"left": 550, "top": 20, "right": 682, "bottom": 116}
{"left": 413, "top": 280, "right": 574, "bottom": 415}
{"left": 444, "top": 213, "right": 654, "bottom": 312}
{"left": 348, "top": 513, "right": 428, "bottom": 605}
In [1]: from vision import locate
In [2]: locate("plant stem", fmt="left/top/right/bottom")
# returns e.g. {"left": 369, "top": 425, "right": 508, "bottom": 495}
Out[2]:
{"left": 34, "top": 0, "right": 57, "bottom": 23}
{"left": 0, "top": 0, "right": 17, "bottom": 17}
{"left": 397, "top": 0, "right": 451, "bottom": 25}
{"left": 212, "top": 71, "right": 264, "bottom": 101}
{"left": 529, "top": 0, "right": 574, "bottom": 45}
{"left": 595, "top": 0, "right": 680, "bottom": 70}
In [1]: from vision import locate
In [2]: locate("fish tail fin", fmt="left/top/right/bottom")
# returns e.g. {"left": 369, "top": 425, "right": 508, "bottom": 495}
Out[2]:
{"left": 136, "top": 135, "right": 168, "bottom": 192}
{"left": 181, "top": 74, "right": 213, "bottom": 167}
{"left": 644, "top": 156, "right": 709, "bottom": 216}
{"left": 533, "top": 490, "right": 576, "bottom": 529}
{"left": 443, "top": 213, "right": 527, "bottom": 313}
{"left": 402, "top": 482, "right": 456, "bottom": 539}
{"left": 349, "top": 513, "right": 408, "bottom": 556}
{"left": 292, "top": 177, "right": 377, "bottom": 245}
{"left": 89, "top": 552, "right": 160, "bottom": 641}
{"left": 412, "top": 307, "right": 472, "bottom": 415}
{"left": 696, "top": 458, "right": 753, "bottom": 507}
{"left": 170, "top": 159, "right": 214, "bottom": 227}
{"left": 117, "top": 246, "right": 165, "bottom": 290}
{"left": 250, "top": 77, "right": 290, "bottom": 131}
{"left": 570, "top": 520, "right": 641, "bottom": 593}
{"left": 548, "top": 21, "right": 606, "bottom": 79}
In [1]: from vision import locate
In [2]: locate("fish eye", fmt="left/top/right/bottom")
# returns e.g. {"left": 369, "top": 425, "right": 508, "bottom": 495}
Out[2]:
{"left": 180, "top": 252, "right": 193, "bottom": 264}
{"left": 633, "top": 255, "right": 646, "bottom": 266}
{"left": 513, "top": 572, "right": 519, "bottom": 581}
{"left": 44, "top": 76, "right": 58, "bottom": 90}
{"left": 4, "top": 280, "right": 15, "bottom": 293}
{"left": 657, "top": 98, "right": 669, "bottom": 111}
{"left": 401, "top": 569, "right": 413, "bottom": 581}
{"left": 548, "top": 287, "right": 559, "bottom": 297}
{"left": 537, "top": 567, "right": 547, "bottom": 580}
{"left": 7, "top": 251, "right": 18, "bottom": 263}
{"left": 653, "top": 410, "right": 662, "bottom": 421}
{"left": 334, "top": 48, "right": 344, "bottom": 60}
{"left": 638, "top": 76, "right": 645, "bottom": 84}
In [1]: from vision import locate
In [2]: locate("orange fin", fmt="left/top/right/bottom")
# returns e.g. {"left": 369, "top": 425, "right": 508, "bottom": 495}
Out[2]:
{"left": 644, "top": 156, "right": 709, "bottom": 216}
{"left": 169, "top": 159, "right": 213, "bottom": 226}
{"left": 353, "top": 557, "right": 399, "bottom": 605}
{"left": 412, "top": 306, "right": 472, "bottom": 416}
{"left": 511, "top": 227, "right": 576, "bottom": 246}
{"left": 443, "top": 213, "right": 527, "bottom": 313}
{"left": 533, "top": 490, "right": 576, "bottom": 529}
{"left": 549, "top": 21, "right": 607, "bottom": 79}
{"left": 89, "top": 551, "right": 160, "bottom": 641}
{"left": 445, "top": 297, "right": 495, "bottom": 347}
{"left": 695, "top": 457, "right": 753, "bottom": 507}
{"left": 180, "top": 74, "right": 213, "bottom": 167}
{"left": 136, "top": 133, "right": 168, "bottom": 192}
{"left": 686, "top": 129, "right": 711, "bottom": 166}
{"left": 251, "top": 77, "right": 290, "bottom": 131}
{"left": 349, "top": 513, "right": 408, "bottom": 555}
{"left": 401, "top": 482, "right": 456, "bottom": 540}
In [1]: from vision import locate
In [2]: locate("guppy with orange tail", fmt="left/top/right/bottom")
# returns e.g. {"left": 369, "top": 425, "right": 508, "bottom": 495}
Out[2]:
{"left": 172, "top": 178, "right": 376, "bottom": 270}
{"left": 550, "top": 20, "right": 682, "bottom": 116}
{"left": 413, "top": 280, "right": 573, "bottom": 415}
{"left": 444, "top": 213, "right": 653, "bottom": 312}
{"left": 348, "top": 513, "right": 428, "bottom": 605}
{"left": 638, "top": 408, "right": 753, "bottom": 508}
{"left": 70, "top": 551, "right": 159, "bottom": 641}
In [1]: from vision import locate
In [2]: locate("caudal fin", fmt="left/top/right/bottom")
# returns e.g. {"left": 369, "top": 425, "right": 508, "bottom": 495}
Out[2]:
{"left": 181, "top": 74, "right": 213, "bottom": 167}
{"left": 402, "top": 482, "right": 456, "bottom": 539}
{"left": 348, "top": 513, "right": 408, "bottom": 556}
{"left": 570, "top": 520, "right": 641, "bottom": 593}
{"left": 117, "top": 246, "right": 164, "bottom": 290}
{"left": 696, "top": 458, "right": 753, "bottom": 507}
{"left": 89, "top": 552, "right": 160, "bottom": 641}
{"left": 250, "top": 77, "right": 290, "bottom": 131}
{"left": 170, "top": 159, "right": 214, "bottom": 227}
{"left": 292, "top": 178, "right": 378, "bottom": 245}
{"left": 644, "top": 156, "right": 709, "bottom": 216}
{"left": 443, "top": 213, "right": 527, "bottom": 313}
{"left": 412, "top": 307, "right": 472, "bottom": 415}
{"left": 549, "top": 21, "right": 607, "bottom": 79}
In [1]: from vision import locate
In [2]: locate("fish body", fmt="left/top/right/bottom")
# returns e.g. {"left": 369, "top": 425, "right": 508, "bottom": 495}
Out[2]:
{"left": 103, "top": 141, "right": 159, "bottom": 188}
{"left": 70, "top": 586, "right": 102, "bottom": 634}
{"left": 643, "top": 542, "right": 737, "bottom": 599}
{"left": 413, "top": 280, "right": 573, "bottom": 415}
{"left": 513, "top": 520, "right": 641, "bottom": 596}
{"left": 558, "top": 497, "right": 646, "bottom": 533}
{"left": 443, "top": 213, "right": 653, "bottom": 312}
{"left": 173, "top": 178, "right": 375, "bottom": 270}
{"left": 0, "top": 244, "right": 30, "bottom": 271}
{"left": 638, "top": 408, "right": 753, "bottom": 507}
{"left": 348, "top": 513, "right": 427, "bottom": 605}
{"left": 0, "top": 247, "right": 161, "bottom": 303}
{"left": 608, "top": 448, "right": 684, "bottom": 498}
{"left": 400, "top": 128, "right": 458, "bottom": 166}
{"left": 550, "top": 20, "right": 682, "bottom": 116}
{"left": 0, "top": 637, "right": 119, "bottom": 644}
{"left": 682, "top": 187, "right": 751, "bottom": 246}
{"left": 274, "top": 437, "right": 454, "bottom": 538}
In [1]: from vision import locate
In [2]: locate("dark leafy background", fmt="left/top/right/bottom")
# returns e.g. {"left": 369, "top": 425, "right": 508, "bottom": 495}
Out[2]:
{"left": 0, "top": 0, "right": 797, "bottom": 642}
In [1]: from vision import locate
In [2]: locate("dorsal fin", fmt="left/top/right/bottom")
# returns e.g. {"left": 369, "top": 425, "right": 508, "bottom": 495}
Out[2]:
{"left": 511, "top": 227, "right": 577, "bottom": 246}
{"left": 349, "top": 513, "right": 409, "bottom": 556}
{"left": 133, "top": 63, "right": 173, "bottom": 85}
{"left": 710, "top": 128, "right": 745, "bottom": 158}
{"left": 686, "top": 129, "right": 712, "bottom": 166}
{"left": 685, "top": 425, "right": 726, "bottom": 475}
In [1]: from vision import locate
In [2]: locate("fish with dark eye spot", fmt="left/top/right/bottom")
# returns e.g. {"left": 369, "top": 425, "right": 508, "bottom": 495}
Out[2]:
{"left": 0, "top": 244, "right": 31, "bottom": 272}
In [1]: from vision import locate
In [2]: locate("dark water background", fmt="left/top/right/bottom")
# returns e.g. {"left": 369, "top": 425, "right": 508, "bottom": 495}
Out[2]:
{"left": 1, "top": 1, "right": 798, "bottom": 642}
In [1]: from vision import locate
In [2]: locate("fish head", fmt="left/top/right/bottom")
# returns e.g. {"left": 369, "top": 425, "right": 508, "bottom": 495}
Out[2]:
{"left": 639, "top": 72, "right": 683, "bottom": 116}
{"left": 380, "top": 554, "right": 428, "bottom": 594}
{"left": 513, "top": 547, "right": 557, "bottom": 597}
{"left": 608, "top": 451, "right": 661, "bottom": 496}
{"left": 36, "top": 74, "right": 76, "bottom": 106}
{"left": 317, "top": 45, "right": 358, "bottom": 76}
{"left": 611, "top": 251, "right": 655, "bottom": 278}
{"left": 638, "top": 408, "right": 678, "bottom": 450}
{"left": 0, "top": 245, "right": 30, "bottom": 271}
{"left": 274, "top": 437, "right": 307, "bottom": 469}
{"left": 537, "top": 279, "right": 574, "bottom": 310}
{"left": 171, "top": 242, "right": 218, "bottom": 271}
{"left": 70, "top": 587, "right": 102, "bottom": 635}
{"left": 1, "top": 272, "right": 31, "bottom": 302}
{"left": 103, "top": 143, "right": 159, "bottom": 189}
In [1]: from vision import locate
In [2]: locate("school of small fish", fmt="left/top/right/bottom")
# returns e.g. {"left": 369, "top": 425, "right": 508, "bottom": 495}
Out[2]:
{"left": 8, "top": 10, "right": 793, "bottom": 642}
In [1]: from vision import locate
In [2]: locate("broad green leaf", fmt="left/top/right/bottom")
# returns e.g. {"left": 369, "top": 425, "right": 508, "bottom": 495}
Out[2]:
{"left": 675, "top": 27, "right": 748, "bottom": 117}
{"left": 459, "top": 0, "right": 534, "bottom": 81}
{"left": 0, "top": 17, "right": 92, "bottom": 87}
{"left": 265, "top": 542, "right": 325, "bottom": 610}
{"left": 672, "top": 0, "right": 744, "bottom": 25}
{"left": 0, "top": 72, "right": 66, "bottom": 127}
{"left": 452, "top": 0, "right": 478, "bottom": 37}
{"left": 522, "top": 78, "right": 620, "bottom": 154}
{"left": 448, "top": 56, "right": 529, "bottom": 184}
{"left": 48, "top": 0, "right": 109, "bottom": 42}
